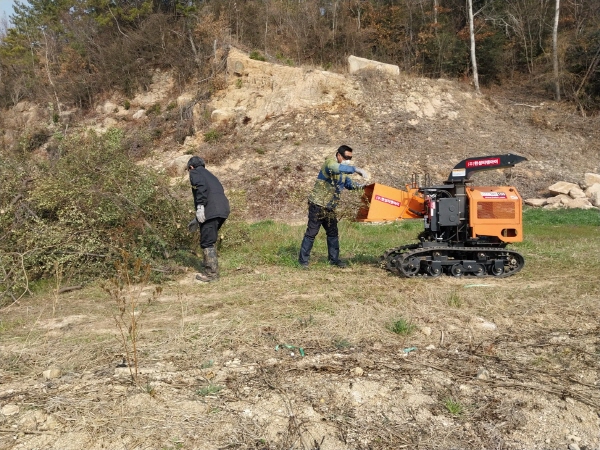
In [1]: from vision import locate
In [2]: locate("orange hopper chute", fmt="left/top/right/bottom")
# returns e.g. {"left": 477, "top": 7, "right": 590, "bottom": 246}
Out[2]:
{"left": 356, "top": 183, "right": 425, "bottom": 222}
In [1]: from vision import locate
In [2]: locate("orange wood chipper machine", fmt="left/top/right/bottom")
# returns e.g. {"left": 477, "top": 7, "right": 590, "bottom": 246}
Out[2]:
{"left": 358, "top": 154, "right": 528, "bottom": 278}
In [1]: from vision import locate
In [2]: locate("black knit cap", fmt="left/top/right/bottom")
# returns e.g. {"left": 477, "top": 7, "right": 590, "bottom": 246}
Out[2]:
{"left": 187, "top": 156, "right": 205, "bottom": 169}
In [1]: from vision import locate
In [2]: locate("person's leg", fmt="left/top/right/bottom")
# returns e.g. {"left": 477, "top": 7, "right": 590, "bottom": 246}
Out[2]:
{"left": 298, "top": 203, "right": 322, "bottom": 266}
{"left": 197, "top": 219, "right": 220, "bottom": 282}
{"left": 323, "top": 211, "right": 346, "bottom": 267}
{"left": 215, "top": 217, "right": 226, "bottom": 251}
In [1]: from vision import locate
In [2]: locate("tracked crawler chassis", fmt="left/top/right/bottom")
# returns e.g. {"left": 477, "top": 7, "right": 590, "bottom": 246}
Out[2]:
{"left": 382, "top": 154, "right": 527, "bottom": 278}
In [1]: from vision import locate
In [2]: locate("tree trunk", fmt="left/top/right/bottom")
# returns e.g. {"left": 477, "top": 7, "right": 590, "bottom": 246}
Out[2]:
{"left": 467, "top": 0, "right": 480, "bottom": 94}
{"left": 553, "top": 0, "right": 560, "bottom": 101}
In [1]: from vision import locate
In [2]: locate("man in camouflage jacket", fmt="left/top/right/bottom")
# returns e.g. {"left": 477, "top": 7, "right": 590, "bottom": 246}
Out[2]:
{"left": 298, "top": 145, "right": 369, "bottom": 268}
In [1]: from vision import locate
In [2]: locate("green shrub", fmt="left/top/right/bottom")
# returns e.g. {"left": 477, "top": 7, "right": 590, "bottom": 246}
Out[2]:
{"left": 203, "top": 129, "right": 221, "bottom": 143}
{"left": 389, "top": 318, "right": 416, "bottom": 335}
{"left": 249, "top": 51, "right": 266, "bottom": 61}
{"left": 0, "top": 128, "right": 190, "bottom": 296}
{"left": 443, "top": 398, "right": 464, "bottom": 416}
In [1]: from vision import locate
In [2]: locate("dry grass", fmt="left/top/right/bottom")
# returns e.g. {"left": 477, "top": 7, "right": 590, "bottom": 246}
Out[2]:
{"left": 1, "top": 216, "right": 599, "bottom": 449}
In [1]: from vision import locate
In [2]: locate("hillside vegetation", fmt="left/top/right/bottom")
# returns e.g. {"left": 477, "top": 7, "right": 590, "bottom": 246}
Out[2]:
{"left": 1, "top": 0, "right": 600, "bottom": 112}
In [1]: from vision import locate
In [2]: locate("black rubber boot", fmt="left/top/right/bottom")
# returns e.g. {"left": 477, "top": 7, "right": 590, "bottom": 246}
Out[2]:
{"left": 327, "top": 236, "right": 347, "bottom": 268}
{"left": 298, "top": 236, "right": 314, "bottom": 268}
{"left": 196, "top": 246, "right": 219, "bottom": 282}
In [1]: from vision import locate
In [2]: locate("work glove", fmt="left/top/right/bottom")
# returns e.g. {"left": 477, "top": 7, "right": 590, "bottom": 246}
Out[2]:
{"left": 188, "top": 218, "right": 199, "bottom": 233}
{"left": 196, "top": 205, "right": 206, "bottom": 224}
{"left": 354, "top": 167, "right": 370, "bottom": 181}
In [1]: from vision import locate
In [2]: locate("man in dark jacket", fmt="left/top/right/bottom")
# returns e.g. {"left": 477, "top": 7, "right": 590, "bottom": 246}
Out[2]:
{"left": 187, "top": 156, "right": 230, "bottom": 282}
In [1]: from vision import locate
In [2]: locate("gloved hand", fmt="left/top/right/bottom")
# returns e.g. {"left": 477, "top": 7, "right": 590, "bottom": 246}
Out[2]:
{"left": 354, "top": 167, "right": 370, "bottom": 181}
{"left": 188, "top": 218, "right": 199, "bottom": 233}
{"left": 196, "top": 205, "right": 206, "bottom": 224}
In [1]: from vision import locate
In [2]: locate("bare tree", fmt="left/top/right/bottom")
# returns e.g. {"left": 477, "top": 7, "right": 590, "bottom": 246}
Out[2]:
{"left": 553, "top": 0, "right": 560, "bottom": 100}
{"left": 467, "top": 0, "right": 480, "bottom": 94}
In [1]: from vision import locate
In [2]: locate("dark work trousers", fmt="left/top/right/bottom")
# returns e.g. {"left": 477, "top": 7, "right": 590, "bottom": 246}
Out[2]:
{"left": 298, "top": 202, "right": 340, "bottom": 265}
{"left": 200, "top": 217, "right": 227, "bottom": 249}
{"left": 305, "top": 202, "right": 338, "bottom": 239}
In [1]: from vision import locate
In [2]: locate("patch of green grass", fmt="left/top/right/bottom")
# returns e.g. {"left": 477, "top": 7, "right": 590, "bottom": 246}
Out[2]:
{"left": 145, "top": 382, "right": 156, "bottom": 397}
{"left": 447, "top": 290, "right": 462, "bottom": 308}
{"left": 389, "top": 318, "right": 416, "bottom": 335}
{"left": 148, "top": 103, "right": 161, "bottom": 115}
{"left": 523, "top": 207, "right": 599, "bottom": 226}
{"left": 333, "top": 337, "right": 352, "bottom": 349}
{"left": 443, "top": 397, "right": 464, "bottom": 416}
{"left": 197, "top": 384, "right": 223, "bottom": 397}
{"left": 249, "top": 51, "right": 266, "bottom": 61}
{"left": 298, "top": 315, "right": 315, "bottom": 328}
{"left": 203, "top": 129, "right": 221, "bottom": 143}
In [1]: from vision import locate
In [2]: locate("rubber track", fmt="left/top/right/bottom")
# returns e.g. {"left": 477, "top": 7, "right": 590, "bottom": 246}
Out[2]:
{"left": 381, "top": 244, "right": 525, "bottom": 278}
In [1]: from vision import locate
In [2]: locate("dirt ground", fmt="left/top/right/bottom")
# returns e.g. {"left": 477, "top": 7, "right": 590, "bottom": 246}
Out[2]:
{"left": 1, "top": 54, "right": 600, "bottom": 449}
{"left": 1, "top": 262, "right": 599, "bottom": 450}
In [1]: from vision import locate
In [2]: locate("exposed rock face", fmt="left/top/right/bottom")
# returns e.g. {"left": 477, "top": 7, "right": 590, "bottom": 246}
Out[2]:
{"left": 131, "top": 69, "right": 174, "bottom": 108}
{"left": 208, "top": 48, "right": 362, "bottom": 128}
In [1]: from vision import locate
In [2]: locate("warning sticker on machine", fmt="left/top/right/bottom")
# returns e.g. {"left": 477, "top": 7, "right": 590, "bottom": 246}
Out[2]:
{"left": 374, "top": 195, "right": 401, "bottom": 207}
{"left": 452, "top": 169, "right": 466, "bottom": 178}
{"left": 466, "top": 158, "right": 501, "bottom": 168}
{"left": 481, "top": 192, "right": 507, "bottom": 199}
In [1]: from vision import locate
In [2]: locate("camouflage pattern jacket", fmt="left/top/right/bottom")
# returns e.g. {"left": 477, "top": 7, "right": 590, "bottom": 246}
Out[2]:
{"left": 308, "top": 157, "right": 361, "bottom": 210}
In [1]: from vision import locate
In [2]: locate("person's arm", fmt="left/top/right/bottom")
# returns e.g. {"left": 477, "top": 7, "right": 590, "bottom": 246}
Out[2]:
{"left": 324, "top": 158, "right": 356, "bottom": 176}
{"left": 191, "top": 172, "right": 209, "bottom": 206}
{"left": 344, "top": 175, "right": 364, "bottom": 190}
{"left": 190, "top": 170, "right": 209, "bottom": 223}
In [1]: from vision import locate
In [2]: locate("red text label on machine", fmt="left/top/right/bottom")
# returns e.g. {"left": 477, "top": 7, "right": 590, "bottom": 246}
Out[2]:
{"left": 466, "top": 158, "right": 500, "bottom": 168}
{"left": 374, "top": 195, "right": 401, "bottom": 207}
{"left": 481, "top": 192, "right": 507, "bottom": 199}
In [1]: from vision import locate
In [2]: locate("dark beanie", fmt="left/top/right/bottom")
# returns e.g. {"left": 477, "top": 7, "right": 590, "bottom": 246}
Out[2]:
{"left": 187, "top": 156, "right": 205, "bottom": 168}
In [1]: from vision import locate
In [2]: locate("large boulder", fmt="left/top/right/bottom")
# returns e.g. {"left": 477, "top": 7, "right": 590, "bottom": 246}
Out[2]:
{"left": 562, "top": 197, "right": 595, "bottom": 209}
{"left": 585, "top": 183, "right": 600, "bottom": 197}
{"left": 569, "top": 187, "right": 587, "bottom": 199}
{"left": 586, "top": 184, "right": 600, "bottom": 207}
{"left": 546, "top": 194, "right": 571, "bottom": 205}
{"left": 348, "top": 55, "right": 400, "bottom": 77}
{"left": 524, "top": 198, "right": 547, "bottom": 207}
{"left": 548, "top": 181, "right": 579, "bottom": 195}
{"left": 583, "top": 173, "right": 600, "bottom": 188}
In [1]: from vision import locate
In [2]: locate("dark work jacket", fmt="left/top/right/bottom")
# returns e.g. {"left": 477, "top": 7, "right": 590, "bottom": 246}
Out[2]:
{"left": 189, "top": 166, "right": 230, "bottom": 220}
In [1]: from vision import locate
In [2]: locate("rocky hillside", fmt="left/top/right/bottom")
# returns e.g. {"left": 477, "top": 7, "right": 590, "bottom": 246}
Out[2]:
{"left": 2, "top": 47, "right": 600, "bottom": 221}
